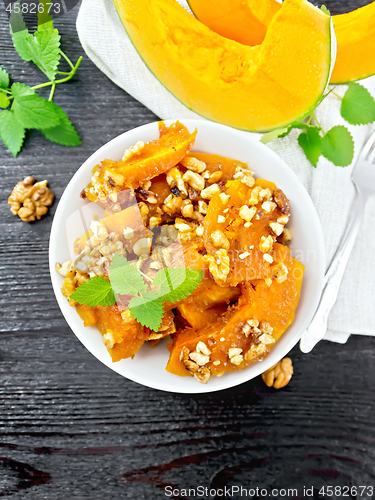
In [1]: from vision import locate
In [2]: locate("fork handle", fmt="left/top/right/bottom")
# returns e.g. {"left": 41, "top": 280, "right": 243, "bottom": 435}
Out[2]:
{"left": 300, "top": 190, "right": 368, "bottom": 353}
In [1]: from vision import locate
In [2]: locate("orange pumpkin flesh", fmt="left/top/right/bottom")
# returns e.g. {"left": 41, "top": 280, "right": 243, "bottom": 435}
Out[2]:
{"left": 203, "top": 179, "right": 284, "bottom": 285}
{"left": 330, "top": 3, "right": 375, "bottom": 84}
{"left": 188, "top": 0, "right": 375, "bottom": 85}
{"left": 74, "top": 204, "right": 146, "bottom": 254}
{"left": 76, "top": 304, "right": 149, "bottom": 362}
{"left": 166, "top": 244, "right": 304, "bottom": 377}
{"left": 187, "top": 0, "right": 281, "bottom": 46}
{"left": 113, "top": 0, "right": 332, "bottom": 132}
{"left": 85, "top": 121, "right": 197, "bottom": 201}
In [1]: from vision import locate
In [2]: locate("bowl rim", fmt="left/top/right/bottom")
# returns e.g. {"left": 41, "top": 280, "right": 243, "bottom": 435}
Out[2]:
{"left": 49, "top": 118, "right": 325, "bottom": 394}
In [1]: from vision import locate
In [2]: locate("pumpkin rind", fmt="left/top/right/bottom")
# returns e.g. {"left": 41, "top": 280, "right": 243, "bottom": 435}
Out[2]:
{"left": 113, "top": 0, "right": 332, "bottom": 132}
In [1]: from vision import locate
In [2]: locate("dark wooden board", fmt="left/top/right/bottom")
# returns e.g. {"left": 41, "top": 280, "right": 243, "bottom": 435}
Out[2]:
{"left": 0, "top": 1, "right": 374, "bottom": 498}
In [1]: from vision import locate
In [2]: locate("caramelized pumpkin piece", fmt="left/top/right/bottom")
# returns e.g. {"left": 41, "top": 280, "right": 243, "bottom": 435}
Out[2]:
{"left": 85, "top": 121, "right": 197, "bottom": 201}
{"left": 203, "top": 178, "right": 287, "bottom": 286}
{"left": 166, "top": 244, "right": 304, "bottom": 380}
{"left": 74, "top": 204, "right": 146, "bottom": 254}
{"left": 185, "top": 152, "right": 248, "bottom": 184}
{"left": 176, "top": 278, "right": 240, "bottom": 330}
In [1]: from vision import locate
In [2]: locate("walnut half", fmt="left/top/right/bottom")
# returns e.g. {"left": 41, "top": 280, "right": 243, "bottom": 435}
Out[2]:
{"left": 261, "top": 357, "right": 293, "bottom": 389}
{"left": 8, "top": 176, "right": 54, "bottom": 222}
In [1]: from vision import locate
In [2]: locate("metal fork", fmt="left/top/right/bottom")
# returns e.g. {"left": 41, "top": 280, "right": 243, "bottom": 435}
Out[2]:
{"left": 300, "top": 130, "right": 375, "bottom": 353}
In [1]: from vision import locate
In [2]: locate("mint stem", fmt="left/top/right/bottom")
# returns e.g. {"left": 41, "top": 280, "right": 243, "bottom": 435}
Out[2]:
{"left": 48, "top": 82, "right": 56, "bottom": 101}
{"left": 0, "top": 88, "right": 11, "bottom": 94}
{"left": 312, "top": 112, "right": 324, "bottom": 133}
{"left": 31, "top": 56, "right": 82, "bottom": 91}
{"left": 60, "top": 50, "right": 75, "bottom": 71}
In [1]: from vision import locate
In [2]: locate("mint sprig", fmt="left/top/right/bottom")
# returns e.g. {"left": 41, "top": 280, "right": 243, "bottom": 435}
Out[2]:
{"left": 109, "top": 253, "right": 147, "bottom": 296}
{"left": 70, "top": 277, "right": 116, "bottom": 308}
{"left": 70, "top": 254, "right": 204, "bottom": 332}
{"left": 0, "top": 10, "right": 82, "bottom": 156}
{"left": 341, "top": 83, "right": 375, "bottom": 125}
{"left": 261, "top": 82, "right": 375, "bottom": 168}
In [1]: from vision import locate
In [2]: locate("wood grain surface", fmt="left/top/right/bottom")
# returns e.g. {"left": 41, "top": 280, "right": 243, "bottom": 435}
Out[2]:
{"left": 1, "top": 1, "right": 374, "bottom": 498}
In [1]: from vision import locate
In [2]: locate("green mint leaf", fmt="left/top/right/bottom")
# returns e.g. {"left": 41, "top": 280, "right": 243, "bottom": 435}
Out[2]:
{"left": 0, "top": 110, "right": 25, "bottom": 156}
{"left": 297, "top": 128, "right": 322, "bottom": 168}
{"left": 153, "top": 267, "right": 203, "bottom": 303}
{"left": 260, "top": 126, "right": 289, "bottom": 144}
{"left": 341, "top": 83, "right": 375, "bottom": 125}
{"left": 128, "top": 292, "right": 165, "bottom": 331}
{"left": 41, "top": 107, "right": 81, "bottom": 147}
{"left": 38, "top": 0, "right": 54, "bottom": 30}
{"left": 322, "top": 126, "right": 354, "bottom": 167}
{"left": 13, "top": 94, "right": 61, "bottom": 129}
{"left": 70, "top": 277, "right": 116, "bottom": 308}
{"left": 11, "top": 82, "right": 35, "bottom": 98}
{"left": 30, "top": 28, "right": 61, "bottom": 80}
{"left": 261, "top": 122, "right": 321, "bottom": 144}
{"left": 109, "top": 254, "right": 147, "bottom": 296}
{"left": 0, "top": 68, "right": 10, "bottom": 90}
{"left": 321, "top": 5, "right": 331, "bottom": 15}
{"left": 0, "top": 94, "right": 10, "bottom": 109}
{"left": 10, "top": 6, "right": 33, "bottom": 62}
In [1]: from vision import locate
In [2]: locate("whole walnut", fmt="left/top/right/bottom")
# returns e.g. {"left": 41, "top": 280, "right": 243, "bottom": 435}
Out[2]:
{"left": 8, "top": 176, "right": 54, "bottom": 222}
{"left": 262, "top": 357, "right": 293, "bottom": 389}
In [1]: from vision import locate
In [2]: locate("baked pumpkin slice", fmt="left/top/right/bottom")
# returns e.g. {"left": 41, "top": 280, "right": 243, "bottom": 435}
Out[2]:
{"left": 84, "top": 121, "right": 197, "bottom": 201}
{"left": 203, "top": 176, "right": 289, "bottom": 286}
{"left": 113, "top": 0, "right": 333, "bottom": 132}
{"left": 166, "top": 243, "right": 304, "bottom": 382}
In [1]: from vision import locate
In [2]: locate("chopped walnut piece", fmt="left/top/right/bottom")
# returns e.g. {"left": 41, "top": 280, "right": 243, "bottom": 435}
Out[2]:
{"left": 271, "top": 262, "right": 289, "bottom": 283}
{"left": 194, "top": 367, "right": 211, "bottom": 384}
{"left": 262, "top": 357, "right": 293, "bottom": 389}
{"left": 201, "top": 183, "right": 221, "bottom": 199}
{"left": 239, "top": 205, "right": 256, "bottom": 223}
{"left": 211, "top": 230, "right": 230, "bottom": 250}
{"left": 204, "top": 248, "right": 230, "bottom": 282}
{"left": 208, "top": 171, "right": 223, "bottom": 183}
{"left": 8, "top": 177, "right": 54, "bottom": 222}
{"left": 259, "top": 235, "right": 274, "bottom": 253}
{"left": 258, "top": 333, "right": 275, "bottom": 345}
{"left": 273, "top": 188, "right": 291, "bottom": 215}
{"left": 263, "top": 253, "right": 273, "bottom": 264}
{"left": 103, "top": 331, "right": 115, "bottom": 349}
{"left": 182, "top": 170, "right": 205, "bottom": 191}
{"left": 248, "top": 186, "right": 262, "bottom": 205}
{"left": 122, "top": 140, "right": 145, "bottom": 161}
{"left": 269, "top": 222, "right": 284, "bottom": 236}
{"left": 279, "top": 227, "right": 292, "bottom": 245}
{"left": 180, "top": 156, "right": 206, "bottom": 173}
{"left": 261, "top": 201, "right": 277, "bottom": 213}
{"left": 196, "top": 341, "right": 211, "bottom": 356}
{"left": 189, "top": 351, "right": 210, "bottom": 366}
{"left": 166, "top": 167, "right": 188, "bottom": 196}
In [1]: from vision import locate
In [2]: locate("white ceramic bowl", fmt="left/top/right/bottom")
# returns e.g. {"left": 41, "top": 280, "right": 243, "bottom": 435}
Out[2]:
{"left": 49, "top": 119, "right": 325, "bottom": 394}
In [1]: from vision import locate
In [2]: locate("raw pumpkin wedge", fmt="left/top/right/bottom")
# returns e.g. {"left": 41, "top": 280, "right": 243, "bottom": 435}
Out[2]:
{"left": 187, "top": 0, "right": 281, "bottom": 46}
{"left": 188, "top": 0, "right": 375, "bottom": 84}
{"left": 113, "top": 0, "right": 333, "bottom": 132}
{"left": 166, "top": 243, "right": 304, "bottom": 379}
{"left": 330, "top": 3, "right": 375, "bottom": 84}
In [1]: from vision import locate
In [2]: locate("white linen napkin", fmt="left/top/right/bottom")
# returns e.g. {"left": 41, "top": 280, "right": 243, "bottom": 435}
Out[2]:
{"left": 76, "top": 0, "right": 375, "bottom": 344}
